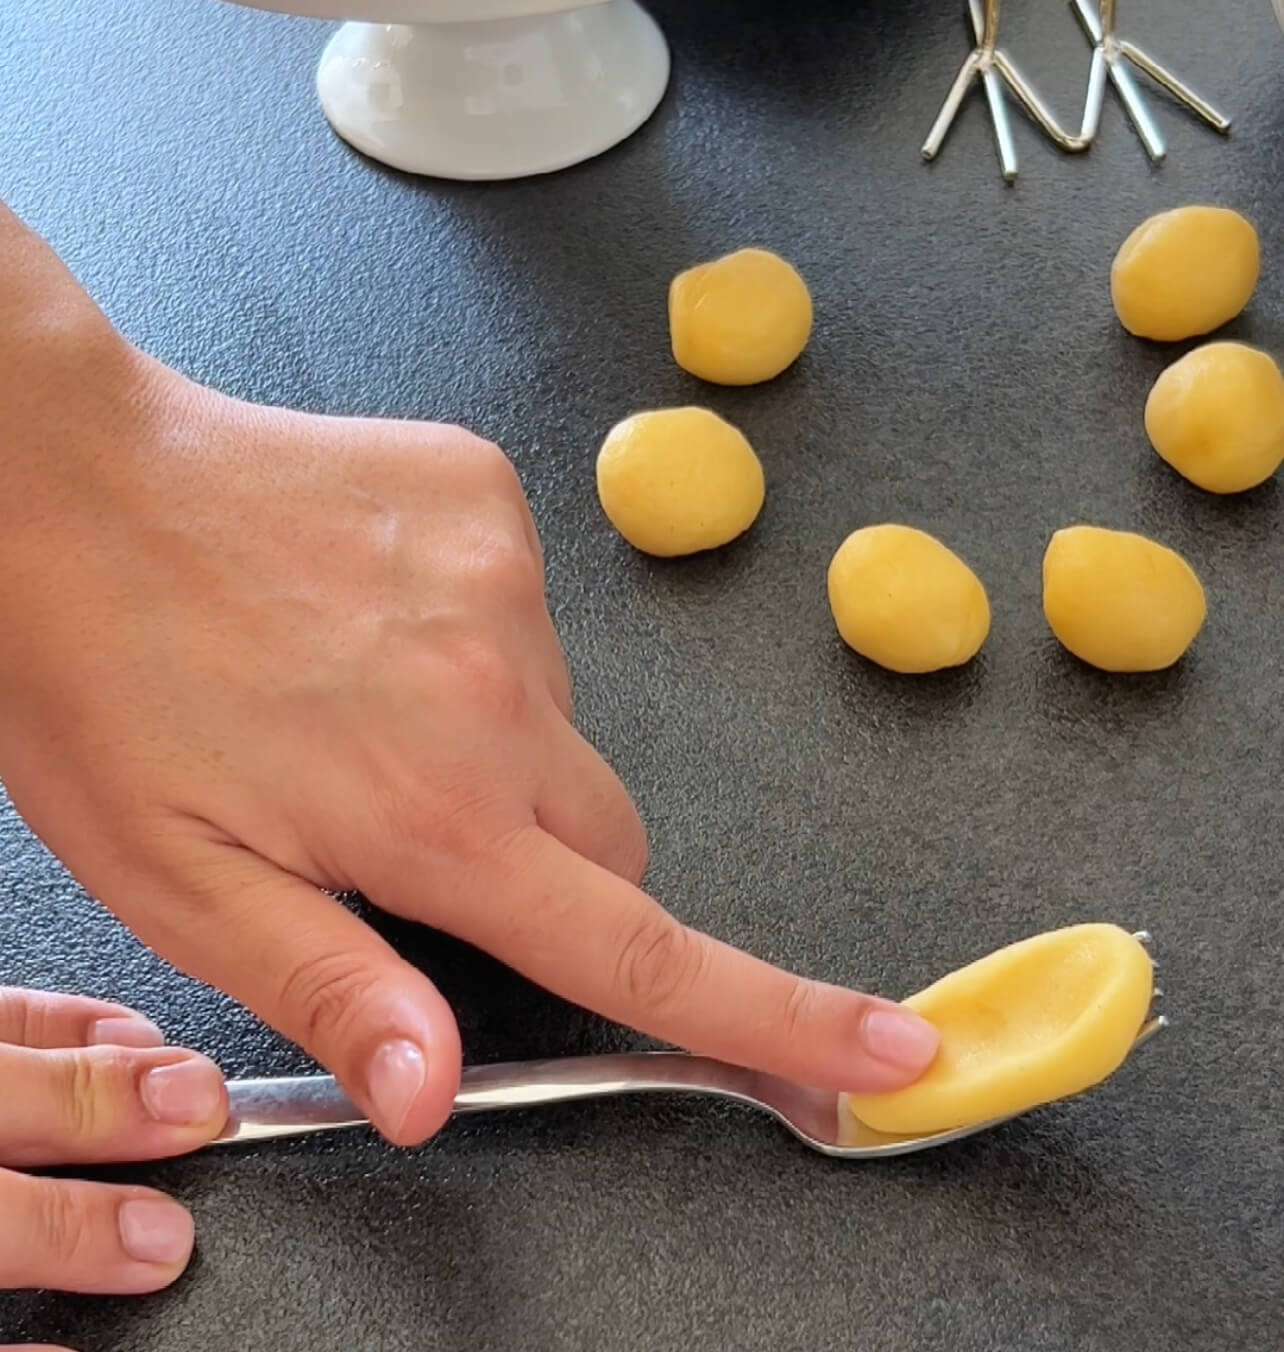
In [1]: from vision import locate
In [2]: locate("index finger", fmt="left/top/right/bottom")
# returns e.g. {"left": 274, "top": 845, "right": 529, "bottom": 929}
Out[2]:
{"left": 445, "top": 829, "right": 939, "bottom": 1094}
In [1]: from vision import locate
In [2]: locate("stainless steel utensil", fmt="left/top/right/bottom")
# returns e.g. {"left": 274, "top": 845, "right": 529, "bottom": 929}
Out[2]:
{"left": 924, "top": 0, "right": 1088, "bottom": 181}
{"left": 926, "top": 0, "right": 1231, "bottom": 179}
{"left": 212, "top": 933, "right": 1166, "bottom": 1160}
{"left": 1071, "top": 0, "right": 1230, "bottom": 162}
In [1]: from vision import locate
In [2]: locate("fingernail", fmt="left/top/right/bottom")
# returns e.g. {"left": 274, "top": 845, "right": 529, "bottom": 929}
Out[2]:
{"left": 367, "top": 1038, "right": 426, "bottom": 1136}
{"left": 90, "top": 1016, "right": 165, "bottom": 1049}
{"left": 141, "top": 1058, "right": 226, "bottom": 1126}
{"left": 861, "top": 1007, "right": 940, "bottom": 1072}
{"left": 118, "top": 1199, "right": 195, "bottom": 1266}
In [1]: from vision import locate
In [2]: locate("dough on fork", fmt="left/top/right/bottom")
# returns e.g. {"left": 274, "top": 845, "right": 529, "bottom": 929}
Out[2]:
{"left": 846, "top": 924, "right": 1154, "bottom": 1135}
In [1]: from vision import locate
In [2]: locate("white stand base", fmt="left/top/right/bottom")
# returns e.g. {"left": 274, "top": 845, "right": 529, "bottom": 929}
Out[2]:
{"left": 315, "top": 0, "right": 671, "bottom": 179}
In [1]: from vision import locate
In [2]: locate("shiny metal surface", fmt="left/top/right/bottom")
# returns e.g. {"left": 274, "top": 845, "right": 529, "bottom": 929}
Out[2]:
{"left": 215, "top": 936, "right": 1168, "bottom": 1159}
{"left": 217, "top": 1022, "right": 1167, "bottom": 1157}
{"left": 1070, "top": 0, "right": 1230, "bottom": 162}
{"left": 924, "top": 0, "right": 1088, "bottom": 181}
{"left": 926, "top": 0, "right": 1233, "bottom": 177}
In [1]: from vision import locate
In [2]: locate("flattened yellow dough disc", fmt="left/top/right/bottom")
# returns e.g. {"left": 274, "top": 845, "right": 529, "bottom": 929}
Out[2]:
{"left": 846, "top": 924, "right": 1154, "bottom": 1135}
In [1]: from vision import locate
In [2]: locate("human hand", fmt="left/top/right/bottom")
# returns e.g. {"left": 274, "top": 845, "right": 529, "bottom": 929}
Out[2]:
{"left": 0, "top": 210, "right": 938, "bottom": 1148}
{"left": 0, "top": 987, "right": 225, "bottom": 1330}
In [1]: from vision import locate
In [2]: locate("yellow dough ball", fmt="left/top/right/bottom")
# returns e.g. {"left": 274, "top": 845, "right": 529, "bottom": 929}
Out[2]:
{"left": 826, "top": 525, "right": 990, "bottom": 674}
{"left": 1111, "top": 205, "right": 1259, "bottom": 341}
{"left": 1144, "top": 342, "right": 1284, "bottom": 494}
{"left": 669, "top": 247, "right": 813, "bottom": 385}
{"left": 1042, "top": 526, "right": 1206, "bottom": 673}
{"left": 846, "top": 924, "right": 1154, "bottom": 1136}
{"left": 595, "top": 407, "right": 765, "bottom": 557}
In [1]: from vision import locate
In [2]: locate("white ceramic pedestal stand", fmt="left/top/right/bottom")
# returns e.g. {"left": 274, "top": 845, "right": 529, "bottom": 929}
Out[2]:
{"left": 225, "top": 0, "right": 671, "bottom": 179}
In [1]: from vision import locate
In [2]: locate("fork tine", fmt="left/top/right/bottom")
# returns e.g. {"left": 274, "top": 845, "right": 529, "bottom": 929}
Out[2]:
{"left": 1134, "top": 929, "right": 1158, "bottom": 971}
{"left": 1134, "top": 1013, "right": 1169, "bottom": 1048}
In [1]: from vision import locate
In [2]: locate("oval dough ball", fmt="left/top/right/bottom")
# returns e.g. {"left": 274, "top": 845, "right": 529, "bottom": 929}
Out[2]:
{"left": 1145, "top": 342, "right": 1284, "bottom": 494}
{"left": 669, "top": 247, "right": 813, "bottom": 385}
{"left": 827, "top": 525, "right": 990, "bottom": 674}
{"left": 596, "top": 407, "right": 765, "bottom": 557}
{"left": 845, "top": 924, "right": 1154, "bottom": 1136}
{"left": 1111, "top": 205, "right": 1259, "bottom": 341}
{"left": 1042, "top": 526, "right": 1206, "bottom": 672}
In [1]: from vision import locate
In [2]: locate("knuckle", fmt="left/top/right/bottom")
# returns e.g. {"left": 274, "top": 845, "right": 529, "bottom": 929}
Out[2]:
{"left": 779, "top": 979, "right": 821, "bottom": 1046}
{"left": 551, "top": 665, "right": 574, "bottom": 721}
{"left": 442, "top": 635, "right": 530, "bottom": 725}
{"left": 68, "top": 1053, "right": 100, "bottom": 1137}
{"left": 614, "top": 914, "right": 707, "bottom": 1018}
{"left": 465, "top": 526, "right": 541, "bottom": 601}
{"left": 277, "top": 949, "right": 382, "bottom": 1053}
{"left": 0, "top": 986, "right": 35, "bottom": 1045}
{"left": 460, "top": 434, "right": 522, "bottom": 492}
{"left": 609, "top": 811, "right": 649, "bottom": 887}
{"left": 59, "top": 1049, "right": 126, "bottom": 1141}
{"left": 0, "top": 987, "right": 60, "bottom": 1048}
{"left": 394, "top": 776, "right": 526, "bottom": 866}
{"left": 37, "top": 1181, "right": 98, "bottom": 1270}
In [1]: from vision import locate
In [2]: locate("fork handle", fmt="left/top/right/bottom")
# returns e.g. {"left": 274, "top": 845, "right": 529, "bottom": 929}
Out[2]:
{"left": 213, "top": 1052, "right": 735, "bottom": 1145}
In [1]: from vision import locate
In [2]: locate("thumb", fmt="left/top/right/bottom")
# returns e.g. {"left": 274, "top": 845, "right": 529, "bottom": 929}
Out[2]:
{"left": 120, "top": 842, "right": 461, "bottom": 1146}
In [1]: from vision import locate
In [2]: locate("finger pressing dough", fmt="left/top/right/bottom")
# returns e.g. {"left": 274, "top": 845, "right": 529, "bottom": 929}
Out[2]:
{"left": 669, "top": 247, "right": 813, "bottom": 385}
{"left": 1145, "top": 342, "right": 1284, "bottom": 494}
{"left": 596, "top": 407, "right": 765, "bottom": 557}
{"left": 1042, "top": 526, "right": 1205, "bottom": 672}
{"left": 845, "top": 924, "right": 1154, "bottom": 1135}
{"left": 827, "top": 525, "right": 990, "bottom": 674}
{"left": 1111, "top": 205, "right": 1259, "bottom": 341}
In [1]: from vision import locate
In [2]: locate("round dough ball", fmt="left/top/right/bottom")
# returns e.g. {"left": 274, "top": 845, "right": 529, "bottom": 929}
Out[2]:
{"left": 827, "top": 525, "right": 990, "bottom": 674}
{"left": 1111, "top": 205, "right": 1259, "bottom": 341}
{"left": 1042, "top": 526, "right": 1206, "bottom": 673}
{"left": 1145, "top": 342, "right": 1284, "bottom": 494}
{"left": 596, "top": 407, "right": 765, "bottom": 557}
{"left": 669, "top": 248, "right": 813, "bottom": 385}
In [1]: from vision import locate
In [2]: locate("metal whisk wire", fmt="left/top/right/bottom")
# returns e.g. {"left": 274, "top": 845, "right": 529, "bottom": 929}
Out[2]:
{"left": 924, "top": 0, "right": 1231, "bottom": 179}
{"left": 1072, "top": 0, "right": 1230, "bottom": 163}
{"left": 923, "top": 0, "right": 1088, "bottom": 180}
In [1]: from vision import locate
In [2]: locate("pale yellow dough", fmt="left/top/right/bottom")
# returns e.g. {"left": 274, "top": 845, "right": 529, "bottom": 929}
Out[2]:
{"left": 846, "top": 924, "right": 1154, "bottom": 1135}
{"left": 1042, "top": 526, "right": 1206, "bottom": 672}
{"left": 827, "top": 525, "right": 990, "bottom": 674}
{"left": 669, "top": 248, "right": 813, "bottom": 385}
{"left": 596, "top": 407, "right": 765, "bottom": 557}
{"left": 1111, "top": 205, "right": 1259, "bottom": 342}
{"left": 1145, "top": 342, "right": 1284, "bottom": 494}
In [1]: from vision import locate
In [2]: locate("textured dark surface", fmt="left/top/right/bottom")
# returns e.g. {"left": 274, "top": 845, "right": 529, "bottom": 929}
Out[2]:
{"left": 2, "top": 0, "right": 1283, "bottom": 1348}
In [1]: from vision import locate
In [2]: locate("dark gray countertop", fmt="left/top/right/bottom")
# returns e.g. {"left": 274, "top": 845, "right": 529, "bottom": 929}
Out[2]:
{"left": 2, "top": 1, "right": 1282, "bottom": 1348}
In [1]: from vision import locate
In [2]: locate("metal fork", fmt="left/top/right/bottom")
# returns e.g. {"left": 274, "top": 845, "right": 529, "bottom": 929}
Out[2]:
{"left": 211, "top": 939, "right": 1167, "bottom": 1160}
